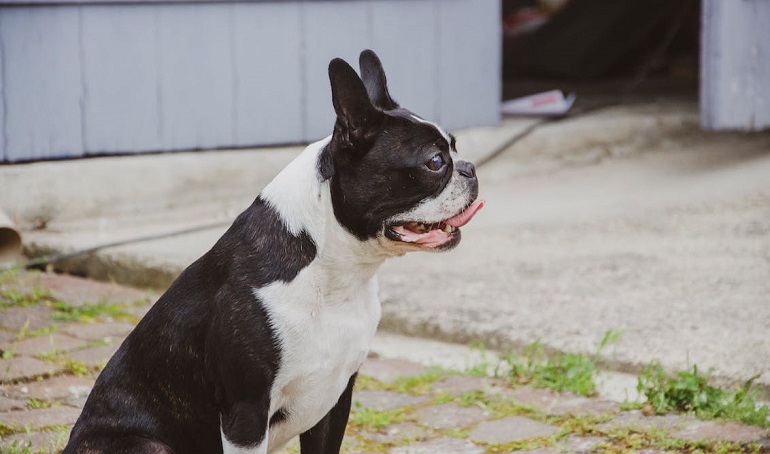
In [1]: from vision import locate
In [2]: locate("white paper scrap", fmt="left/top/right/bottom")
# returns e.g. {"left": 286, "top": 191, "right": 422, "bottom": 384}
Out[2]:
{"left": 501, "top": 90, "right": 576, "bottom": 116}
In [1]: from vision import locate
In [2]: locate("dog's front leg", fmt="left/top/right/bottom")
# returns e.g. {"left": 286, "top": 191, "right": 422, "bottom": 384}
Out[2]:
{"left": 220, "top": 397, "right": 271, "bottom": 454}
{"left": 299, "top": 373, "right": 357, "bottom": 454}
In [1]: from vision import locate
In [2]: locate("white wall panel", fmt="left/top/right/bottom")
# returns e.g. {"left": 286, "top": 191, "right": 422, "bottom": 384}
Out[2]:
{"left": 1, "top": 7, "right": 84, "bottom": 160}
{"left": 232, "top": 1, "right": 303, "bottom": 146}
{"left": 0, "top": 0, "right": 500, "bottom": 161}
{"left": 157, "top": 3, "right": 233, "bottom": 150}
{"left": 81, "top": 5, "right": 161, "bottom": 153}
{"left": 369, "top": 0, "right": 439, "bottom": 122}
{"left": 437, "top": 0, "right": 500, "bottom": 131}
{"left": 701, "top": 0, "right": 770, "bottom": 131}
{"left": 301, "top": 1, "right": 373, "bottom": 141}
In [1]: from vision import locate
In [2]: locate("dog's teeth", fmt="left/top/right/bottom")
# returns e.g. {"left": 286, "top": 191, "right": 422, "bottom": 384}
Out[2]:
{"left": 443, "top": 225, "right": 452, "bottom": 233}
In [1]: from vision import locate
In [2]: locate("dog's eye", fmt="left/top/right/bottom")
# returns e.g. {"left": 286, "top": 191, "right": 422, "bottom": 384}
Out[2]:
{"left": 425, "top": 154, "right": 446, "bottom": 171}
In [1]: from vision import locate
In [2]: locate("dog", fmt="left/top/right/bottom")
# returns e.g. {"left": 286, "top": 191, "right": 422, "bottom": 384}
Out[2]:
{"left": 64, "top": 49, "right": 484, "bottom": 454}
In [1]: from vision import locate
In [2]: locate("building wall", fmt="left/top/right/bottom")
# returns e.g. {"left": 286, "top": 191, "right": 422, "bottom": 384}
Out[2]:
{"left": 0, "top": 0, "right": 501, "bottom": 162}
{"left": 701, "top": 0, "right": 770, "bottom": 131}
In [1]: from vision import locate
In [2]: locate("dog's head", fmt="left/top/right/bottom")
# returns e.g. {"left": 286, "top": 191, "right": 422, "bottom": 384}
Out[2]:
{"left": 319, "top": 50, "right": 483, "bottom": 253}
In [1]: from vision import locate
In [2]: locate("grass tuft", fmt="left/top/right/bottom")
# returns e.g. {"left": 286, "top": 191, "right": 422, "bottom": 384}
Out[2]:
{"left": 501, "top": 330, "right": 622, "bottom": 398}
{"left": 348, "top": 406, "right": 406, "bottom": 432}
{"left": 503, "top": 341, "right": 600, "bottom": 397}
{"left": 638, "top": 363, "right": 770, "bottom": 428}
{"left": 49, "top": 301, "right": 134, "bottom": 323}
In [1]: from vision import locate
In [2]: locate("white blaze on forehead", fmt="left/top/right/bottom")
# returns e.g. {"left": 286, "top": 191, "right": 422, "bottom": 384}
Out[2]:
{"left": 409, "top": 114, "right": 456, "bottom": 154}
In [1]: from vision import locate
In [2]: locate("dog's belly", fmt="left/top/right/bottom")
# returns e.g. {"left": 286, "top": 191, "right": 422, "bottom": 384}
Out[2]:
{"left": 254, "top": 263, "right": 381, "bottom": 451}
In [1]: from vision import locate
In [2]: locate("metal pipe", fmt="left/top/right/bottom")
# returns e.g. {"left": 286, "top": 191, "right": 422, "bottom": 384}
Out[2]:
{"left": 0, "top": 209, "right": 23, "bottom": 263}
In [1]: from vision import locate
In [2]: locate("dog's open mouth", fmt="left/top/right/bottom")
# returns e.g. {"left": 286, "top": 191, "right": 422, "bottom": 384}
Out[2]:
{"left": 386, "top": 199, "right": 485, "bottom": 248}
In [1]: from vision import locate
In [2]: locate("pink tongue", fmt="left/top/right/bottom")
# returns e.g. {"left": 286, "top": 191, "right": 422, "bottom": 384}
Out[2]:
{"left": 445, "top": 200, "right": 485, "bottom": 228}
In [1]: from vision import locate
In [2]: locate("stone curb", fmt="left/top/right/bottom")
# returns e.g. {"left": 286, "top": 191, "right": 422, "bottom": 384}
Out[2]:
{"left": 16, "top": 102, "right": 698, "bottom": 291}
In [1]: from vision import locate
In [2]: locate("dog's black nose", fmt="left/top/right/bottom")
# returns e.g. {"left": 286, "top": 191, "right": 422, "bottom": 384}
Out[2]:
{"left": 456, "top": 161, "right": 476, "bottom": 179}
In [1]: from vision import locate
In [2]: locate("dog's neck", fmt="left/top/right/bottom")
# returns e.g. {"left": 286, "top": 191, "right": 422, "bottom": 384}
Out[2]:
{"left": 260, "top": 137, "right": 389, "bottom": 280}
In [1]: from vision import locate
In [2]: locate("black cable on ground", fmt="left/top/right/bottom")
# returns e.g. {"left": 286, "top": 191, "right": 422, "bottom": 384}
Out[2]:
{"left": 0, "top": 221, "right": 230, "bottom": 272}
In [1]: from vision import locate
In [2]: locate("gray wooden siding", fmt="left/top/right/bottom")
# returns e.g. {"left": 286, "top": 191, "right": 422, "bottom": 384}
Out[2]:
{"left": 701, "top": 0, "right": 770, "bottom": 131}
{"left": 0, "top": 0, "right": 500, "bottom": 162}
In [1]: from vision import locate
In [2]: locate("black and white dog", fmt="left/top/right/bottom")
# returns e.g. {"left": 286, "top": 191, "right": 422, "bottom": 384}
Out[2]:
{"left": 64, "top": 50, "right": 483, "bottom": 454}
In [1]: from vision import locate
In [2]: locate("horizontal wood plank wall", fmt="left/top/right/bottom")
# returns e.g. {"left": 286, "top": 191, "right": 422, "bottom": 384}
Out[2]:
{"left": 0, "top": 0, "right": 500, "bottom": 162}
{"left": 701, "top": 0, "right": 770, "bottom": 131}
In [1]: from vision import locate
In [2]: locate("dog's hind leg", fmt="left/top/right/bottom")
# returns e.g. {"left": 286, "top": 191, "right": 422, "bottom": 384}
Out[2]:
{"left": 63, "top": 435, "right": 174, "bottom": 454}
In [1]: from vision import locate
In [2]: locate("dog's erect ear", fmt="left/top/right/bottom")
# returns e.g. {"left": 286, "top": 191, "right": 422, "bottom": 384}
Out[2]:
{"left": 359, "top": 50, "right": 399, "bottom": 110}
{"left": 329, "top": 57, "right": 383, "bottom": 148}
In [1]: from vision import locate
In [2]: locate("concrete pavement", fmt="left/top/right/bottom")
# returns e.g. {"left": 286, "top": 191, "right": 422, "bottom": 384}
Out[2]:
{"left": 2, "top": 100, "right": 770, "bottom": 398}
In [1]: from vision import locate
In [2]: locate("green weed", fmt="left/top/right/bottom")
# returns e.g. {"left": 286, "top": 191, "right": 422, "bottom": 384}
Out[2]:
{"left": 444, "top": 427, "right": 470, "bottom": 439}
{"left": 27, "top": 398, "right": 56, "bottom": 409}
{"left": 503, "top": 330, "right": 622, "bottom": 398}
{"left": 0, "top": 287, "right": 53, "bottom": 310}
{"left": 1, "top": 440, "right": 35, "bottom": 454}
{"left": 504, "top": 341, "right": 599, "bottom": 397}
{"left": 35, "top": 349, "right": 95, "bottom": 378}
{"left": 25, "top": 326, "right": 59, "bottom": 338}
{"left": 348, "top": 406, "right": 406, "bottom": 432}
{"left": 49, "top": 301, "right": 134, "bottom": 323}
{"left": 388, "top": 369, "right": 445, "bottom": 395}
{"left": 436, "top": 388, "right": 536, "bottom": 420}
{"left": 638, "top": 363, "right": 770, "bottom": 428}
{"left": 61, "top": 358, "right": 93, "bottom": 377}
{"left": 465, "top": 340, "right": 498, "bottom": 377}
{"left": 0, "top": 421, "right": 19, "bottom": 437}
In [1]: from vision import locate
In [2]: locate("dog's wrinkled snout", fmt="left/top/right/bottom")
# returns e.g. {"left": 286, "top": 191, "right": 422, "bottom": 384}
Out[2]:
{"left": 456, "top": 160, "right": 476, "bottom": 179}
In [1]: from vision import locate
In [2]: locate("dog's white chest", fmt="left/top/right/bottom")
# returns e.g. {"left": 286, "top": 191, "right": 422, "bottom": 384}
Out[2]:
{"left": 253, "top": 262, "right": 381, "bottom": 450}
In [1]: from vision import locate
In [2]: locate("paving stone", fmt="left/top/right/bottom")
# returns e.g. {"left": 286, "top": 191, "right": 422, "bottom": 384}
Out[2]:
{"left": 551, "top": 398, "right": 620, "bottom": 416}
{"left": 353, "top": 390, "right": 429, "bottom": 411}
{"left": 0, "top": 357, "right": 61, "bottom": 382}
{"left": 509, "top": 387, "right": 584, "bottom": 415}
{"left": 671, "top": 420, "right": 769, "bottom": 443}
{"left": 362, "top": 422, "right": 431, "bottom": 444}
{"left": 1, "top": 406, "right": 81, "bottom": 430}
{"left": 125, "top": 304, "right": 152, "bottom": 319}
{"left": 3, "top": 375, "right": 94, "bottom": 403}
{"left": 6, "top": 333, "right": 87, "bottom": 356}
{"left": 60, "top": 322, "right": 135, "bottom": 342}
{"left": 67, "top": 344, "right": 119, "bottom": 369}
{"left": 596, "top": 410, "right": 697, "bottom": 433}
{"left": 339, "top": 435, "right": 361, "bottom": 452}
{"left": 556, "top": 435, "right": 609, "bottom": 453}
{"left": 1, "top": 429, "right": 69, "bottom": 453}
{"left": 469, "top": 416, "right": 560, "bottom": 444}
{"left": 508, "top": 449, "right": 554, "bottom": 454}
{"left": 359, "top": 358, "right": 427, "bottom": 384}
{"left": 390, "top": 436, "right": 485, "bottom": 454}
{"left": 432, "top": 376, "right": 508, "bottom": 396}
{"left": 36, "top": 273, "right": 155, "bottom": 307}
{"left": 0, "top": 329, "right": 18, "bottom": 343}
{"left": 0, "top": 395, "right": 26, "bottom": 411}
{"left": 0, "top": 306, "right": 56, "bottom": 331}
{"left": 414, "top": 403, "right": 488, "bottom": 430}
